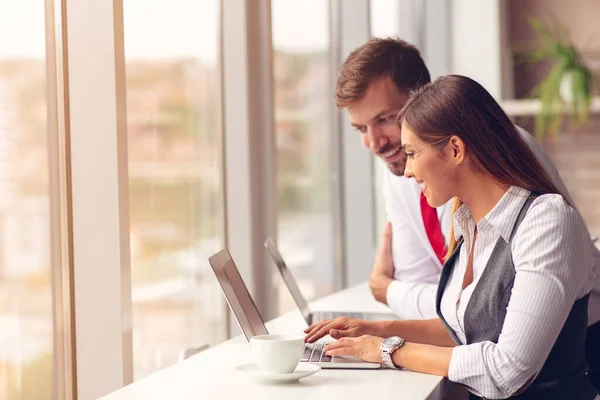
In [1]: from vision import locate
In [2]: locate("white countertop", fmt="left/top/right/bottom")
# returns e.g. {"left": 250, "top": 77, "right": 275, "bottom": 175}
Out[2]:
{"left": 100, "top": 282, "right": 447, "bottom": 400}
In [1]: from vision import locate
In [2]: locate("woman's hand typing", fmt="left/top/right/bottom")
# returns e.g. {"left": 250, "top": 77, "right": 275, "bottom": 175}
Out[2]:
{"left": 324, "top": 335, "right": 385, "bottom": 363}
{"left": 304, "top": 317, "right": 381, "bottom": 343}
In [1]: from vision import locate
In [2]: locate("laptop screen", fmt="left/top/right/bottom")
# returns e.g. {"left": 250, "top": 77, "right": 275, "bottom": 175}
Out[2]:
{"left": 264, "top": 237, "right": 312, "bottom": 325}
{"left": 208, "top": 249, "right": 269, "bottom": 341}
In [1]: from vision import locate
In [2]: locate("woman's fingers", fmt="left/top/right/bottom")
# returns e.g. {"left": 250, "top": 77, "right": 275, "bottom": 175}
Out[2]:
{"left": 304, "top": 318, "right": 352, "bottom": 342}
{"left": 323, "top": 338, "right": 359, "bottom": 357}
{"left": 305, "top": 321, "right": 340, "bottom": 343}
{"left": 303, "top": 319, "right": 331, "bottom": 334}
{"left": 324, "top": 345, "right": 359, "bottom": 359}
{"left": 324, "top": 337, "right": 349, "bottom": 348}
{"left": 322, "top": 335, "right": 384, "bottom": 363}
{"left": 304, "top": 319, "right": 334, "bottom": 339}
{"left": 304, "top": 319, "right": 335, "bottom": 333}
{"left": 329, "top": 327, "right": 356, "bottom": 339}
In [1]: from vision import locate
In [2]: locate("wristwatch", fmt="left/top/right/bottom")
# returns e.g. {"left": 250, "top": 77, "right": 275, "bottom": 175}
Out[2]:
{"left": 380, "top": 336, "right": 405, "bottom": 369}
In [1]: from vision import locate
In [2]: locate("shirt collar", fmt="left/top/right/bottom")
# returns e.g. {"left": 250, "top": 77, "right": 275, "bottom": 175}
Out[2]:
{"left": 453, "top": 186, "right": 532, "bottom": 242}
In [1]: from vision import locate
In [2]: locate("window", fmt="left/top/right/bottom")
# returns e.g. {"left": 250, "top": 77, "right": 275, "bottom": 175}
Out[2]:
{"left": 272, "top": 0, "right": 336, "bottom": 313}
{"left": 370, "top": 0, "right": 403, "bottom": 238}
{"left": 370, "top": 0, "right": 402, "bottom": 38}
{"left": 0, "top": 1, "right": 54, "bottom": 398}
{"left": 123, "top": 0, "right": 225, "bottom": 379}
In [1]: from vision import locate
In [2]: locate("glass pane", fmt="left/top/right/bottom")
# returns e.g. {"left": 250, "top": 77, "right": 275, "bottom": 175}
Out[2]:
{"left": 123, "top": 0, "right": 225, "bottom": 379}
{"left": 370, "top": 0, "right": 402, "bottom": 238}
{"left": 370, "top": 0, "right": 402, "bottom": 38}
{"left": 272, "top": 0, "right": 336, "bottom": 314}
{"left": 0, "top": 1, "right": 55, "bottom": 399}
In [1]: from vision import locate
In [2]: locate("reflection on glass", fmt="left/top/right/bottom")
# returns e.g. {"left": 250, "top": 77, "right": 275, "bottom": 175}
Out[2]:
{"left": 123, "top": 0, "right": 225, "bottom": 379}
{"left": 0, "top": 1, "right": 54, "bottom": 399}
{"left": 272, "top": 0, "right": 335, "bottom": 314}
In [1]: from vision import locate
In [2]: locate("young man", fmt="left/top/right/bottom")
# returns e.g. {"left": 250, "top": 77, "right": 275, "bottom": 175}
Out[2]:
{"left": 335, "top": 37, "right": 600, "bottom": 390}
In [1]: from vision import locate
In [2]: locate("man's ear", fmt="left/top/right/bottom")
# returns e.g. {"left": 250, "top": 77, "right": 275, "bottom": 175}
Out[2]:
{"left": 448, "top": 135, "right": 465, "bottom": 165}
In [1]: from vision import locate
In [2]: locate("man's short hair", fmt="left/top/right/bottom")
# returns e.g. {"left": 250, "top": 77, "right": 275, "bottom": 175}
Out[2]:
{"left": 335, "top": 37, "right": 431, "bottom": 109}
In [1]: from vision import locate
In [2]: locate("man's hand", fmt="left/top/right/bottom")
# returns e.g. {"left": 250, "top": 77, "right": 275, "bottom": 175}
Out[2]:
{"left": 369, "top": 222, "right": 394, "bottom": 304}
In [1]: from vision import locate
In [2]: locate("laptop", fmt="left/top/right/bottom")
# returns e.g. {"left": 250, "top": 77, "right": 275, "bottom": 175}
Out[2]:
{"left": 264, "top": 237, "right": 396, "bottom": 325}
{"left": 208, "top": 248, "right": 380, "bottom": 369}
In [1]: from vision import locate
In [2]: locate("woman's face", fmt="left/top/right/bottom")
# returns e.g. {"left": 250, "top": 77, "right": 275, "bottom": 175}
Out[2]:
{"left": 401, "top": 122, "right": 458, "bottom": 207}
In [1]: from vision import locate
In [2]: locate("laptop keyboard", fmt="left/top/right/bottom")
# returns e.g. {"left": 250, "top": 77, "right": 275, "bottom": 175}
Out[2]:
{"left": 302, "top": 342, "right": 331, "bottom": 363}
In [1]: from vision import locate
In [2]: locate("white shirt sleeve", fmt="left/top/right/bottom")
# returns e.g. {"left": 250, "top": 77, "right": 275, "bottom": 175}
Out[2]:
{"left": 382, "top": 168, "right": 441, "bottom": 319}
{"left": 386, "top": 280, "right": 438, "bottom": 319}
{"left": 448, "top": 195, "right": 596, "bottom": 399}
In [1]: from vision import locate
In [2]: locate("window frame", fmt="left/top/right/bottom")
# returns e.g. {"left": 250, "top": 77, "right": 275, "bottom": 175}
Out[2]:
{"left": 46, "top": 0, "right": 77, "bottom": 398}
{"left": 45, "top": 0, "right": 400, "bottom": 397}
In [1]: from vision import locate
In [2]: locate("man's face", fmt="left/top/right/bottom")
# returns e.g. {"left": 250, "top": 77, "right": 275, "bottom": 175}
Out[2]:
{"left": 346, "top": 76, "right": 409, "bottom": 176}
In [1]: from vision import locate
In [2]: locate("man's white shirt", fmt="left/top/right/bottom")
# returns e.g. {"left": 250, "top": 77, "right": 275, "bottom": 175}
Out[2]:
{"left": 383, "top": 126, "right": 600, "bottom": 325}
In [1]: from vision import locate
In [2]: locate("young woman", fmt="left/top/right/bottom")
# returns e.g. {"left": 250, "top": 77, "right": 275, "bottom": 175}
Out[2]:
{"left": 305, "top": 75, "right": 599, "bottom": 399}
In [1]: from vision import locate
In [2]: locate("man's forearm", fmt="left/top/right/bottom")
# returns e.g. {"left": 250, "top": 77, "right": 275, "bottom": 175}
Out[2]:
{"left": 386, "top": 281, "right": 439, "bottom": 320}
{"left": 375, "top": 318, "right": 456, "bottom": 347}
{"left": 369, "top": 273, "right": 393, "bottom": 304}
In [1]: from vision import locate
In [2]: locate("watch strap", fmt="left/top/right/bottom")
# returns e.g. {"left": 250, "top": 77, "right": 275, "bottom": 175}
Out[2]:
{"left": 381, "top": 337, "right": 405, "bottom": 369}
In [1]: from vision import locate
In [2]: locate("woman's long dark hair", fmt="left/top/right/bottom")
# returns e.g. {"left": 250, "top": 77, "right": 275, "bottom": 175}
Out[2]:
{"left": 397, "top": 75, "right": 566, "bottom": 258}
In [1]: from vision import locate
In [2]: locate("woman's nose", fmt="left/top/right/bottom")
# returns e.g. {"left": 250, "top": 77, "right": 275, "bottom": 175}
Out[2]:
{"left": 404, "top": 159, "right": 414, "bottom": 179}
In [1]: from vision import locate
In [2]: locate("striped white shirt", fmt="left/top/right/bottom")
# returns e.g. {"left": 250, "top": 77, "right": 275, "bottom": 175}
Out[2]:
{"left": 442, "top": 186, "right": 597, "bottom": 399}
{"left": 384, "top": 126, "right": 600, "bottom": 324}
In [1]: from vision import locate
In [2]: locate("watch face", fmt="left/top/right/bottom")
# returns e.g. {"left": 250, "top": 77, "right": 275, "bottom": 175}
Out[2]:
{"left": 383, "top": 336, "right": 402, "bottom": 347}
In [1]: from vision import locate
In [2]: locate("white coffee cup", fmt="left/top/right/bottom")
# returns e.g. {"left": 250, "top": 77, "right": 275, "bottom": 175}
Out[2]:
{"left": 249, "top": 334, "right": 305, "bottom": 374}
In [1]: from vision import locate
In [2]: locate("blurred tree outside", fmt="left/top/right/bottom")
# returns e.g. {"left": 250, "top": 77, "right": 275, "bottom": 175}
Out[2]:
{"left": 6, "top": 353, "right": 53, "bottom": 400}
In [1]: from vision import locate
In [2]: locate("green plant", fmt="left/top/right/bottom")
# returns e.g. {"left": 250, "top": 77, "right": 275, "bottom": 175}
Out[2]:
{"left": 524, "top": 18, "right": 593, "bottom": 140}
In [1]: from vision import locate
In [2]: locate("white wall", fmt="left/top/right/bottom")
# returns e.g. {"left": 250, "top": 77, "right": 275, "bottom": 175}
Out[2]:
{"left": 451, "top": 0, "right": 504, "bottom": 99}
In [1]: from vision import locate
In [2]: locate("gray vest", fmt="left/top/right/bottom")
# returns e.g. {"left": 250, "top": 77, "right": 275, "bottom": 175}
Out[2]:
{"left": 436, "top": 195, "right": 598, "bottom": 399}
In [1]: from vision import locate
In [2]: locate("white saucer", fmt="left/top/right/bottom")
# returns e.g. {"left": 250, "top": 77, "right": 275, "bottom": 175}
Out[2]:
{"left": 235, "top": 363, "right": 321, "bottom": 384}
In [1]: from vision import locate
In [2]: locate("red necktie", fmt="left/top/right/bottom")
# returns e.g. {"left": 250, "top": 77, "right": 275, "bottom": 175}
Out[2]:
{"left": 420, "top": 192, "right": 446, "bottom": 265}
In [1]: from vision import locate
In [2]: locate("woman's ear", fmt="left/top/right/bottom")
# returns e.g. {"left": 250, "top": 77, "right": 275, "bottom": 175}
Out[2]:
{"left": 448, "top": 135, "right": 465, "bottom": 165}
